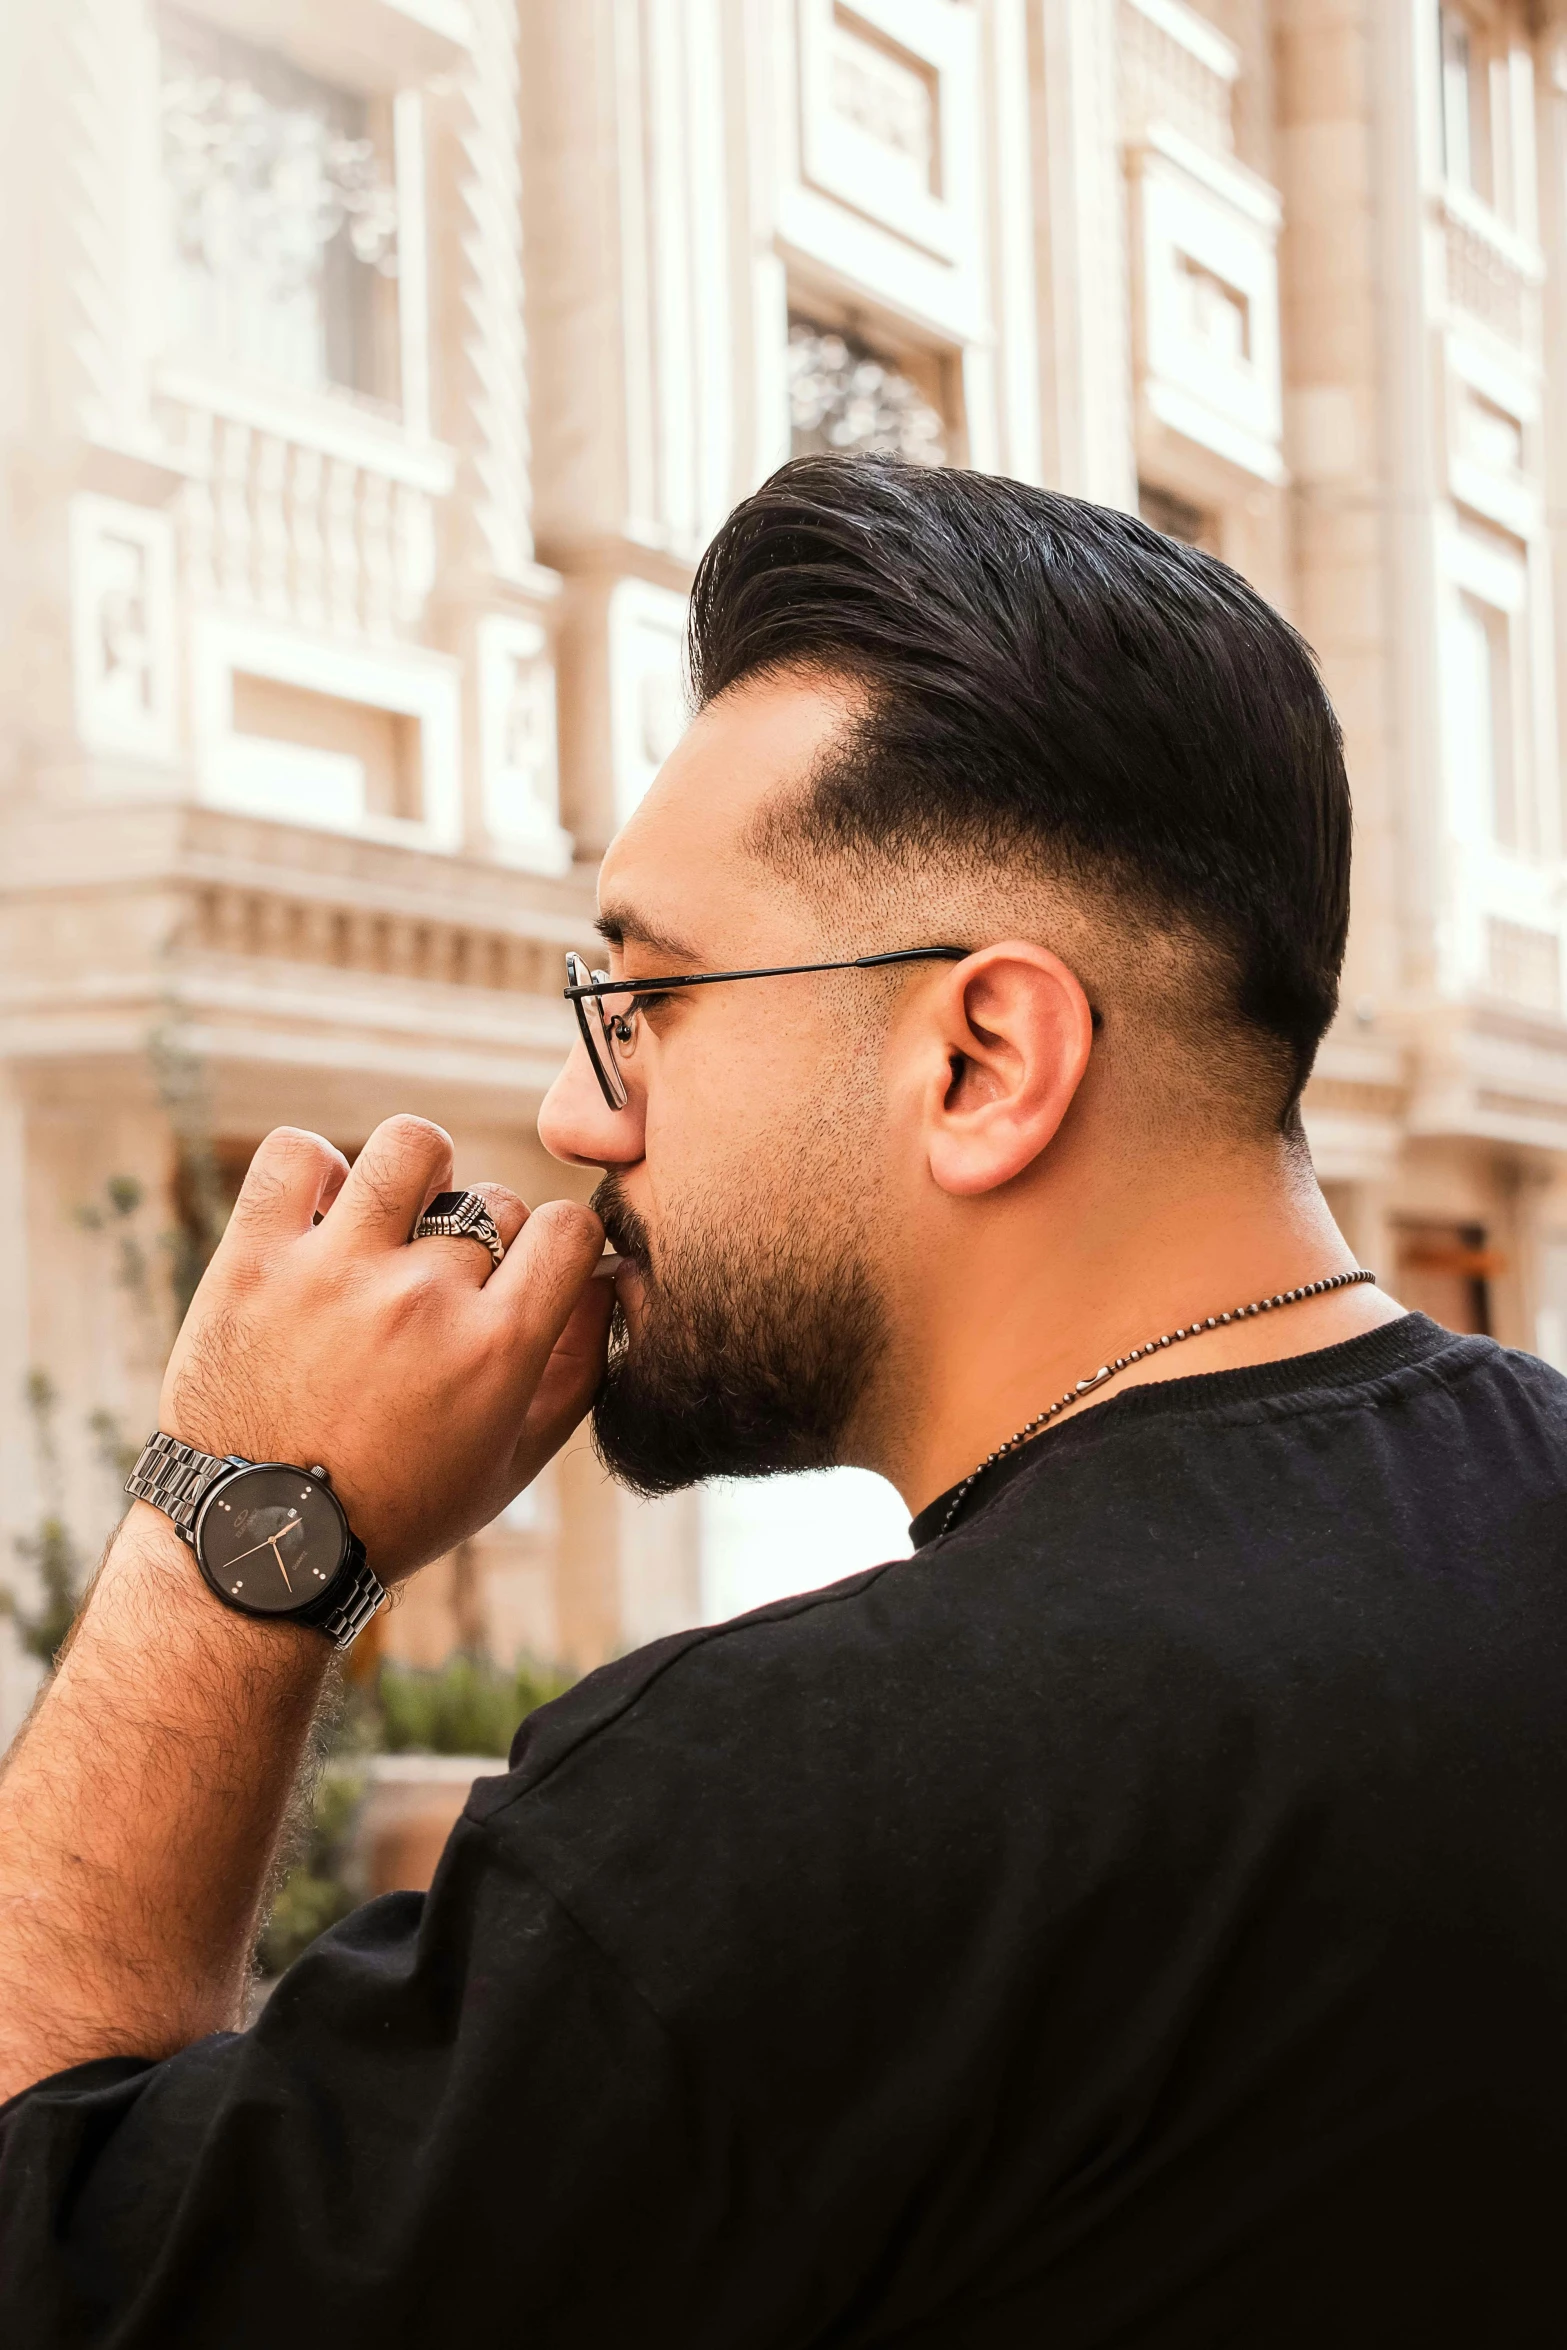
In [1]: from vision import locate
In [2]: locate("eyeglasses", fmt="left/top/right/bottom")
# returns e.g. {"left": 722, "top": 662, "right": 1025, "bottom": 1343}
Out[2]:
{"left": 563, "top": 945, "right": 968, "bottom": 1111}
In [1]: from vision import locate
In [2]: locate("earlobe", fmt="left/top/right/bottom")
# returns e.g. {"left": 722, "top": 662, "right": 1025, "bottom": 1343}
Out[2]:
{"left": 925, "top": 945, "right": 1094, "bottom": 1200}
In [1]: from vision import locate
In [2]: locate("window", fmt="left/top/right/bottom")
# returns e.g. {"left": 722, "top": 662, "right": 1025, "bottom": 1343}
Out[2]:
{"left": 788, "top": 315, "right": 948, "bottom": 464}
{"left": 1439, "top": 5, "right": 1528, "bottom": 225}
{"left": 1450, "top": 589, "right": 1518, "bottom": 848}
{"left": 1441, "top": 8, "right": 1478, "bottom": 192}
{"left": 159, "top": 5, "right": 400, "bottom": 403}
{"left": 229, "top": 674, "right": 422, "bottom": 826}
{"left": 192, "top": 616, "right": 463, "bottom": 850}
{"left": 1395, "top": 1223, "right": 1496, "bottom": 1336}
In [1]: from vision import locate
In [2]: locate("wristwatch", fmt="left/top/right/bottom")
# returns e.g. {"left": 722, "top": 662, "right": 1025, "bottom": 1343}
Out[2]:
{"left": 125, "top": 1433, "right": 387, "bottom": 1651}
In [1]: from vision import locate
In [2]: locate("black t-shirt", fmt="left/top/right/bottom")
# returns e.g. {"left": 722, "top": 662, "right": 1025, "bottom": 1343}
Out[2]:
{"left": 4, "top": 1313, "right": 1566, "bottom": 2346}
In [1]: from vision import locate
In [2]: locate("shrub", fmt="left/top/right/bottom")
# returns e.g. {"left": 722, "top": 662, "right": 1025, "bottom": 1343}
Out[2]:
{"left": 377, "top": 1652, "right": 574, "bottom": 1758}
{"left": 256, "top": 1651, "right": 575, "bottom": 1980}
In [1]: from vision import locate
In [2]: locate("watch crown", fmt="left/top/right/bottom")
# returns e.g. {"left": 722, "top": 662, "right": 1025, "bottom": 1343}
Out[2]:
{"left": 309, "top": 1464, "right": 330, "bottom": 1482}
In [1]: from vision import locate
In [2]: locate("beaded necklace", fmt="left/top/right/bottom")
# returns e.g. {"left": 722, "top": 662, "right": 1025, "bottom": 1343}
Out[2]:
{"left": 939, "top": 1268, "right": 1378, "bottom": 1535}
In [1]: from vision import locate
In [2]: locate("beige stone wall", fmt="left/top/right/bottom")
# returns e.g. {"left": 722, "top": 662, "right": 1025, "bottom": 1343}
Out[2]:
{"left": 6, "top": 1, "right": 1567, "bottom": 1741}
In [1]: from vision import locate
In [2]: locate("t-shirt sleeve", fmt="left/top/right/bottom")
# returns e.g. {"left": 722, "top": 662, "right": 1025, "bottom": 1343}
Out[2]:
{"left": 0, "top": 1803, "right": 798, "bottom": 2350}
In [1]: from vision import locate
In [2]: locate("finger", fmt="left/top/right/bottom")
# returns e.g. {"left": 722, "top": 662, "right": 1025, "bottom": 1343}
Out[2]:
{"left": 469, "top": 1183, "right": 527, "bottom": 1251}
{"left": 328, "top": 1115, "right": 454, "bottom": 1248}
{"left": 225, "top": 1129, "right": 350, "bottom": 1246}
{"left": 410, "top": 1183, "right": 527, "bottom": 1286}
{"left": 511, "top": 1275, "right": 615, "bottom": 1474}
{"left": 316, "top": 1154, "right": 350, "bottom": 1221}
{"left": 482, "top": 1197, "right": 605, "bottom": 1354}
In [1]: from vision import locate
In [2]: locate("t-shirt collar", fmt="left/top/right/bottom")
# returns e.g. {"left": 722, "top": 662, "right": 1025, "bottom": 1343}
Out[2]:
{"left": 909, "top": 1312, "right": 1472, "bottom": 1548}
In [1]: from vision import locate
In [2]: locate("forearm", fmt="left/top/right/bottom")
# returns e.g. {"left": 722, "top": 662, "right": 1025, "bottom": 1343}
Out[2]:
{"left": 0, "top": 1503, "right": 328, "bottom": 2104}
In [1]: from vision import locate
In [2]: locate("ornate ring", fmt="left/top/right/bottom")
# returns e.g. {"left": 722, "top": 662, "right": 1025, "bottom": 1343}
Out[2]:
{"left": 411, "top": 1189, "right": 506, "bottom": 1269}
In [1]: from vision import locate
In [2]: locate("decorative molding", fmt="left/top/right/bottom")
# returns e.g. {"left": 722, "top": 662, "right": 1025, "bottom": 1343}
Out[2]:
{"left": 171, "top": 0, "right": 473, "bottom": 95}
{"left": 607, "top": 577, "right": 688, "bottom": 826}
{"left": 476, "top": 615, "right": 571, "bottom": 874}
{"left": 1032, "top": 0, "right": 1135, "bottom": 507}
{"left": 69, "top": 493, "right": 178, "bottom": 764}
{"left": 778, "top": 0, "right": 984, "bottom": 342}
{"left": 446, "top": 0, "right": 533, "bottom": 584}
{"left": 799, "top": 0, "right": 954, "bottom": 261}
{"left": 186, "top": 880, "right": 563, "bottom": 998}
{"left": 191, "top": 612, "right": 462, "bottom": 849}
{"left": 45, "top": 0, "right": 167, "bottom": 457}
{"left": 1128, "top": 124, "right": 1285, "bottom": 487}
{"left": 155, "top": 361, "right": 456, "bottom": 492}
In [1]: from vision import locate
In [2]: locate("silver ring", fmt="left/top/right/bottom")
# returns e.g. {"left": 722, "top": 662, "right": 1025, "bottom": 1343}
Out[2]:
{"left": 411, "top": 1189, "right": 506, "bottom": 1269}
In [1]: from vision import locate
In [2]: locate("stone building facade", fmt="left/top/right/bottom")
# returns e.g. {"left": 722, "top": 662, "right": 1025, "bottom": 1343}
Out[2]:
{"left": 3, "top": 0, "right": 1567, "bottom": 1735}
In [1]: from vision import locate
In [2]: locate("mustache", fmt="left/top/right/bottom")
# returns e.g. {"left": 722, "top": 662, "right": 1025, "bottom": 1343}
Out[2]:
{"left": 591, "top": 1173, "right": 653, "bottom": 1273}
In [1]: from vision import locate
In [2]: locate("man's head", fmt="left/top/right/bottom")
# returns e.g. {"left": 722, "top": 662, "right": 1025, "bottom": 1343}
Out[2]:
{"left": 539, "top": 456, "right": 1351, "bottom": 1496}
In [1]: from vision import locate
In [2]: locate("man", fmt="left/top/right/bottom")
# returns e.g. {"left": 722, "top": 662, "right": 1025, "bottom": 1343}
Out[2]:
{"left": 1, "top": 457, "right": 1562, "bottom": 2345}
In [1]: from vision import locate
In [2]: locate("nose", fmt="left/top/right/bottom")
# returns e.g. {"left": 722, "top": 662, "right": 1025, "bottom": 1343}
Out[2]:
{"left": 539, "top": 1035, "right": 645, "bottom": 1168}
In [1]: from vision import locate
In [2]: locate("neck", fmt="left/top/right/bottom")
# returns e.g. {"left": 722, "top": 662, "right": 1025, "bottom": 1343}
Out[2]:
{"left": 872, "top": 1134, "right": 1405, "bottom": 1518}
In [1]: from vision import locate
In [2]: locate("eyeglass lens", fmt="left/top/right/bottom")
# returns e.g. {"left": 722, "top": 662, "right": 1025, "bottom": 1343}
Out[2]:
{"left": 565, "top": 952, "right": 630, "bottom": 1111}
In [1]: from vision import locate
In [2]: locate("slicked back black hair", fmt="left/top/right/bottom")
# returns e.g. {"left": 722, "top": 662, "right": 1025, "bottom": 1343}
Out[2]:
{"left": 687, "top": 455, "right": 1351, "bottom": 1113}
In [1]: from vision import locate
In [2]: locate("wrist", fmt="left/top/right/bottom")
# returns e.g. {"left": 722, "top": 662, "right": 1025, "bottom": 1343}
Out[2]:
{"left": 123, "top": 1436, "right": 387, "bottom": 1652}
{"left": 87, "top": 1505, "right": 332, "bottom": 1681}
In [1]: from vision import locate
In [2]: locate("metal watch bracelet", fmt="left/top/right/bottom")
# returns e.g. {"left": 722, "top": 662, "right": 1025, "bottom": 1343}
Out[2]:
{"left": 124, "top": 1429, "right": 237, "bottom": 1541}
{"left": 125, "top": 1432, "right": 386, "bottom": 1653}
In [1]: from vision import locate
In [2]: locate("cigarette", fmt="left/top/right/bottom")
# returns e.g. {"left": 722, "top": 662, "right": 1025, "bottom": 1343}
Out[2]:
{"left": 591, "top": 1254, "right": 628, "bottom": 1280}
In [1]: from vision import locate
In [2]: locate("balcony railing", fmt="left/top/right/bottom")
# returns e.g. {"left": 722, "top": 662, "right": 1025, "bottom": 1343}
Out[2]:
{"left": 157, "top": 387, "right": 450, "bottom": 642}
{"left": 1438, "top": 183, "right": 1545, "bottom": 355}
{"left": 1120, "top": 0, "right": 1239, "bottom": 157}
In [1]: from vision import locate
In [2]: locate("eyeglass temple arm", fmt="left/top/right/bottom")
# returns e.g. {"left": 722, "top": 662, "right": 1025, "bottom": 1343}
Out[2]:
{"left": 564, "top": 946, "right": 969, "bottom": 1003}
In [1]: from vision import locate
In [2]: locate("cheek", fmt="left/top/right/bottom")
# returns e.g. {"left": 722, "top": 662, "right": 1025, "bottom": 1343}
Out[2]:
{"left": 642, "top": 1006, "right": 807, "bottom": 1166}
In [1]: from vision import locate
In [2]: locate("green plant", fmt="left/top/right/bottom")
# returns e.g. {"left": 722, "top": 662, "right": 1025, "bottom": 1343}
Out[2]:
{"left": 0, "top": 1373, "right": 90, "bottom": 1667}
{"left": 255, "top": 1655, "right": 574, "bottom": 1976}
{"left": 257, "top": 1761, "right": 370, "bottom": 1977}
{"left": 148, "top": 1021, "right": 229, "bottom": 1319}
{"left": 377, "top": 1651, "right": 573, "bottom": 1757}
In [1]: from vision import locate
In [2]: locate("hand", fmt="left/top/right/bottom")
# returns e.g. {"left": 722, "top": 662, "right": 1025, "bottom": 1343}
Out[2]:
{"left": 158, "top": 1117, "right": 611, "bottom": 1580}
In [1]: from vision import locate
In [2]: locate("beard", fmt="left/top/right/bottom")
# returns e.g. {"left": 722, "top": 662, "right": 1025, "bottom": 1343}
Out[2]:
{"left": 590, "top": 1167, "right": 889, "bottom": 1498}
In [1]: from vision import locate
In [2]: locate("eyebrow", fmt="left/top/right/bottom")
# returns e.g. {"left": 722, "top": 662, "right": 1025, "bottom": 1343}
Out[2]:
{"left": 593, "top": 905, "right": 703, "bottom": 964}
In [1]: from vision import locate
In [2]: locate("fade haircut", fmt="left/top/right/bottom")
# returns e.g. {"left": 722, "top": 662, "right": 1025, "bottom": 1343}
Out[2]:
{"left": 686, "top": 455, "right": 1351, "bottom": 1122}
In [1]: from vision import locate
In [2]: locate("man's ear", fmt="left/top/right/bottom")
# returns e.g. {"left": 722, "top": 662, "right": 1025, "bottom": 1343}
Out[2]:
{"left": 922, "top": 944, "right": 1095, "bottom": 1198}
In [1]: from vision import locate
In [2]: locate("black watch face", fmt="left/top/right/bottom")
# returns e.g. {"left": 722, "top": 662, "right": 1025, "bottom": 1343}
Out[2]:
{"left": 195, "top": 1467, "right": 350, "bottom": 1616}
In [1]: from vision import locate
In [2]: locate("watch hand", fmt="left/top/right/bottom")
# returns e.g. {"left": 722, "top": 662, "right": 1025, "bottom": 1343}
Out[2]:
{"left": 268, "top": 1534, "right": 294, "bottom": 1594}
{"left": 218, "top": 1520, "right": 307, "bottom": 1571}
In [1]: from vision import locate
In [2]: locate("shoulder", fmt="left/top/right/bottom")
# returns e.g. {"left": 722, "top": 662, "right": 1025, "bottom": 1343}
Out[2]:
{"left": 471, "top": 1557, "right": 917, "bottom": 1816}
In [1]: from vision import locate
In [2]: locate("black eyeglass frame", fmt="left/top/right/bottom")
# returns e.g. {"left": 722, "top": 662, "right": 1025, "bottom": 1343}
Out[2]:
{"left": 564, "top": 945, "right": 969, "bottom": 1111}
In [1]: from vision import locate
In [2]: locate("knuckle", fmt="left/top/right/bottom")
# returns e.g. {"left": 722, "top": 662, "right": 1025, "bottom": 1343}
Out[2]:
{"left": 474, "top": 1182, "right": 525, "bottom": 1229}
{"left": 386, "top": 1253, "right": 456, "bottom": 1326}
{"left": 232, "top": 1128, "right": 339, "bottom": 1217}
{"left": 254, "top": 1125, "right": 337, "bottom": 1177}
{"left": 377, "top": 1113, "right": 451, "bottom": 1164}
